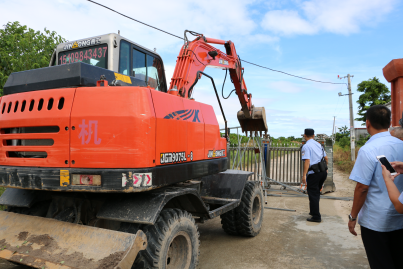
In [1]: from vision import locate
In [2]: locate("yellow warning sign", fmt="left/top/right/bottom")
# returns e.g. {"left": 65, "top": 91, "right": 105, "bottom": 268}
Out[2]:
{"left": 60, "top": 170, "right": 70, "bottom": 187}
{"left": 114, "top": 73, "right": 132, "bottom": 84}
{"left": 72, "top": 41, "right": 78, "bottom": 49}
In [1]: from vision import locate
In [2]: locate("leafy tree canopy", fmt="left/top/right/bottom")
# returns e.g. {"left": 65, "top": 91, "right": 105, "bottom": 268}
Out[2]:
{"left": 0, "top": 21, "right": 66, "bottom": 95}
{"left": 338, "top": 126, "right": 350, "bottom": 135}
{"left": 355, "top": 77, "right": 390, "bottom": 124}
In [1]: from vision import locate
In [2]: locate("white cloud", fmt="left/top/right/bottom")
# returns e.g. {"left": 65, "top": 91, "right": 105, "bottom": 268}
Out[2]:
{"left": 261, "top": 10, "right": 317, "bottom": 35}
{"left": 0, "top": 0, "right": 278, "bottom": 54}
{"left": 261, "top": 0, "right": 396, "bottom": 36}
{"left": 247, "top": 34, "right": 279, "bottom": 44}
{"left": 163, "top": 64, "right": 176, "bottom": 88}
{"left": 268, "top": 81, "right": 303, "bottom": 93}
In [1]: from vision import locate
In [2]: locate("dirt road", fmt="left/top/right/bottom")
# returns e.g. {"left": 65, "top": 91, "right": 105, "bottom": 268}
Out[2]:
{"left": 197, "top": 167, "right": 368, "bottom": 269}
{"left": 1, "top": 167, "right": 367, "bottom": 269}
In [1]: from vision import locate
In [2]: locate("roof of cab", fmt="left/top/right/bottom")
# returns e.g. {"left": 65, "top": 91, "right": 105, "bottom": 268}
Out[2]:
{"left": 56, "top": 33, "right": 161, "bottom": 57}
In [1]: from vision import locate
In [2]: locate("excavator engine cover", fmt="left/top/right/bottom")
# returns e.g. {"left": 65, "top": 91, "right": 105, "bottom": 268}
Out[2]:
{"left": 237, "top": 106, "right": 268, "bottom": 135}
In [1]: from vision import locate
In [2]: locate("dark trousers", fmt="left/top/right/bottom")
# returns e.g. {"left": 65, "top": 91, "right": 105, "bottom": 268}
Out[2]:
{"left": 306, "top": 171, "right": 327, "bottom": 219}
{"left": 361, "top": 226, "right": 403, "bottom": 269}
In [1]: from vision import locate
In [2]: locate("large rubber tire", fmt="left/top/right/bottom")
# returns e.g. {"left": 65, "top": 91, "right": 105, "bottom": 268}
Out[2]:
{"left": 220, "top": 181, "right": 264, "bottom": 237}
{"left": 133, "top": 208, "right": 200, "bottom": 269}
{"left": 220, "top": 209, "right": 238, "bottom": 235}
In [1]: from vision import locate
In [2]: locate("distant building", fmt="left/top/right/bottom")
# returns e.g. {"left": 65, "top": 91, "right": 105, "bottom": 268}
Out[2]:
{"left": 355, "top": 128, "right": 369, "bottom": 139}
{"left": 385, "top": 102, "right": 391, "bottom": 110}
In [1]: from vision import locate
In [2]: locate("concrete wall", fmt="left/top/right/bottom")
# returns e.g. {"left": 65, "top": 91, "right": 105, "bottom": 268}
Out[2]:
{"left": 355, "top": 128, "right": 369, "bottom": 139}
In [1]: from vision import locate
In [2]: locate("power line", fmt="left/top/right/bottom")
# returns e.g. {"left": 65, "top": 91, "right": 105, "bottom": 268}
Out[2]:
{"left": 241, "top": 60, "right": 347, "bottom": 85}
{"left": 333, "top": 94, "right": 341, "bottom": 115}
{"left": 336, "top": 95, "right": 347, "bottom": 117}
{"left": 87, "top": 0, "right": 347, "bottom": 86}
{"left": 86, "top": 0, "right": 184, "bottom": 40}
{"left": 333, "top": 83, "right": 346, "bottom": 115}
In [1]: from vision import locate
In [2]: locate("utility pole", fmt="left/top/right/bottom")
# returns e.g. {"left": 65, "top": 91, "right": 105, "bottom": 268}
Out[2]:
{"left": 332, "top": 116, "right": 336, "bottom": 145}
{"left": 338, "top": 74, "right": 355, "bottom": 161}
{"left": 347, "top": 74, "right": 355, "bottom": 161}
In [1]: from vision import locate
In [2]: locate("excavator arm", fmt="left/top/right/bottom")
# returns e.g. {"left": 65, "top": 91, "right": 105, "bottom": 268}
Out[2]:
{"left": 169, "top": 32, "right": 268, "bottom": 136}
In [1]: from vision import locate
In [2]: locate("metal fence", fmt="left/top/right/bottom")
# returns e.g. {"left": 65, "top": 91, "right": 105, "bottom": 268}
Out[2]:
{"left": 228, "top": 147, "right": 262, "bottom": 181}
{"left": 228, "top": 144, "right": 302, "bottom": 185}
{"left": 266, "top": 146, "right": 302, "bottom": 186}
{"left": 223, "top": 126, "right": 335, "bottom": 192}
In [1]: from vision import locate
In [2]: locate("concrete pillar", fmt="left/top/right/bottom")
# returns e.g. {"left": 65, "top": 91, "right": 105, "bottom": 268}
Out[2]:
{"left": 383, "top": 59, "right": 403, "bottom": 126}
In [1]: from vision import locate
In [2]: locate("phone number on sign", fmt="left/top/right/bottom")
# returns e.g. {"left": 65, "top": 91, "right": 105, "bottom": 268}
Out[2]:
{"left": 59, "top": 47, "right": 107, "bottom": 64}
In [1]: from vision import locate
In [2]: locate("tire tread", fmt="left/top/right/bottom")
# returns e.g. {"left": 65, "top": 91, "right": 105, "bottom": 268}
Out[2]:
{"left": 220, "top": 181, "right": 263, "bottom": 237}
{"left": 133, "top": 208, "right": 199, "bottom": 269}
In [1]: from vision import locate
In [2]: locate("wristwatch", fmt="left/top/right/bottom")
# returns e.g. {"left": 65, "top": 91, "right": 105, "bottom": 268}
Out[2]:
{"left": 348, "top": 214, "right": 357, "bottom": 221}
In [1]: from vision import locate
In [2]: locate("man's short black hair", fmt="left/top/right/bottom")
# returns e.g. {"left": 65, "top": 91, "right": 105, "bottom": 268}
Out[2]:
{"left": 366, "top": 105, "right": 391, "bottom": 130}
{"left": 304, "top": 128, "right": 314, "bottom": 136}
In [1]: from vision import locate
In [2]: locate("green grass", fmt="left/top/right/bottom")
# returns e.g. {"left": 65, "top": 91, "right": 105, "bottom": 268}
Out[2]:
{"left": 333, "top": 144, "right": 359, "bottom": 174}
{"left": 0, "top": 187, "right": 5, "bottom": 210}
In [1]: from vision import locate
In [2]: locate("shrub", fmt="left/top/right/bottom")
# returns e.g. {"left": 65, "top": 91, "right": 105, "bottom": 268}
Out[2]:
{"left": 333, "top": 144, "right": 360, "bottom": 174}
{"left": 357, "top": 135, "right": 370, "bottom": 147}
{"left": 338, "top": 136, "right": 350, "bottom": 148}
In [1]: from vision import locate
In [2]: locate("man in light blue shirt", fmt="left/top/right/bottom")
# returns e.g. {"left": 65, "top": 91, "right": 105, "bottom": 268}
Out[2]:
{"left": 349, "top": 105, "right": 403, "bottom": 269}
{"left": 301, "top": 128, "right": 328, "bottom": 222}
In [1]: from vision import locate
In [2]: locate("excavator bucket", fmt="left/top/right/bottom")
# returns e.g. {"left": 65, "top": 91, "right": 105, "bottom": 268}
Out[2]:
{"left": 237, "top": 107, "right": 268, "bottom": 136}
{"left": 0, "top": 211, "right": 147, "bottom": 269}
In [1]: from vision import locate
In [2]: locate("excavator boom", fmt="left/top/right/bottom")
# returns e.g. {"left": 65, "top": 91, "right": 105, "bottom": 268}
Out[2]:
{"left": 169, "top": 31, "right": 268, "bottom": 136}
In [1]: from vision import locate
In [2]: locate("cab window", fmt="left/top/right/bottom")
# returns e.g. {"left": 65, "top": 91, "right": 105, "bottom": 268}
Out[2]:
{"left": 133, "top": 49, "right": 147, "bottom": 82}
{"left": 119, "top": 40, "right": 130, "bottom": 75}
{"left": 147, "top": 55, "right": 161, "bottom": 91}
{"left": 118, "top": 41, "right": 167, "bottom": 91}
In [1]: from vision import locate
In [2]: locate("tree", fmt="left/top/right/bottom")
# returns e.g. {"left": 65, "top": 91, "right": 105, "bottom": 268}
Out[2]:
{"left": 0, "top": 21, "right": 66, "bottom": 95}
{"left": 335, "top": 125, "right": 351, "bottom": 148}
{"left": 355, "top": 77, "right": 390, "bottom": 124}
{"left": 338, "top": 126, "right": 349, "bottom": 135}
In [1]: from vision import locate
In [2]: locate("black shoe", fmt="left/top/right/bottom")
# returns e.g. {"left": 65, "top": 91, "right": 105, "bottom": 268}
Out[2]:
{"left": 307, "top": 217, "right": 321, "bottom": 223}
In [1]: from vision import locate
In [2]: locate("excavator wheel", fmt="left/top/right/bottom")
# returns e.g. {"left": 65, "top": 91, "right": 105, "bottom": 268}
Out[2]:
{"left": 133, "top": 208, "right": 200, "bottom": 269}
{"left": 220, "top": 181, "right": 264, "bottom": 237}
{"left": 220, "top": 209, "right": 238, "bottom": 236}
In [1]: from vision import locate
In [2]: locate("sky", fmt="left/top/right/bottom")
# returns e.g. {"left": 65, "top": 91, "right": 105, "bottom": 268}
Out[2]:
{"left": 1, "top": 0, "right": 402, "bottom": 138}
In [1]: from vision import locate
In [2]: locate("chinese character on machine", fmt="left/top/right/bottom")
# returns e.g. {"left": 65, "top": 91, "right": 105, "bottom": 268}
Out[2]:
{"left": 78, "top": 119, "right": 101, "bottom": 145}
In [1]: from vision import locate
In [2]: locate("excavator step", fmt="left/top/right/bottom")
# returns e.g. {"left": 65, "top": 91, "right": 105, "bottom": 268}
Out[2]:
{"left": 0, "top": 211, "right": 147, "bottom": 269}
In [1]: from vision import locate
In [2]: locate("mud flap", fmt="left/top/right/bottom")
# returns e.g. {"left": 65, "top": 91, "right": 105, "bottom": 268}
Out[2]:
{"left": 0, "top": 211, "right": 147, "bottom": 269}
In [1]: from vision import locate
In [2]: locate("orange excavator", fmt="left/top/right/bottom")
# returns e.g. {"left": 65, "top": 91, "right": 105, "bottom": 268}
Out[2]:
{"left": 0, "top": 31, "right": 267, "bottom": 268}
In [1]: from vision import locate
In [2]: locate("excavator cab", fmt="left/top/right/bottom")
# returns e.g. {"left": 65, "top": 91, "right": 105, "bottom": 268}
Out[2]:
{"left": 51, "top": 33, "right": 168, "bottom": 92}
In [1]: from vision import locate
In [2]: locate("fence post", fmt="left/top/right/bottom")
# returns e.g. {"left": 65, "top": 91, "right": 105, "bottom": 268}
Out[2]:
{"left": 263, "top": 135, "right": 270, "bottom": 178}
{"left": 227, "top": 140, "right": 230, "bottom": 170}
